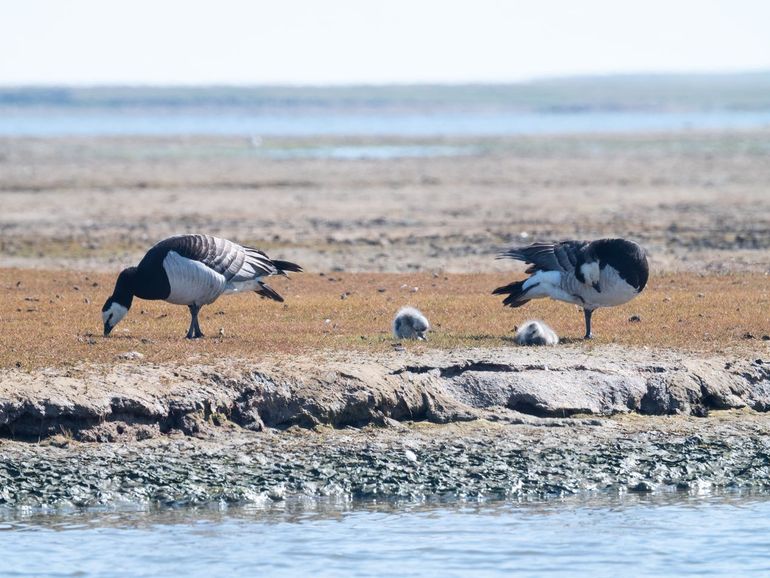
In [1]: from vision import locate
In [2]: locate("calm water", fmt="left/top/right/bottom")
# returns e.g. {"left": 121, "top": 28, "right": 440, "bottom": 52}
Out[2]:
{"left": 2, "top": 109, "right": 770, "bottom": 137}
{"left": 2, "top": 493, "right": 770, "bottom": 577}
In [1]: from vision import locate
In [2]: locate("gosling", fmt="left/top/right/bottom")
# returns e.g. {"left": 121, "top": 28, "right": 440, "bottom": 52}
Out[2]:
{"left": 514, "top": 320, "right": 559, "bottom": 346}
{"left": 393, "top": 307, "right": 430, "bottom": 340}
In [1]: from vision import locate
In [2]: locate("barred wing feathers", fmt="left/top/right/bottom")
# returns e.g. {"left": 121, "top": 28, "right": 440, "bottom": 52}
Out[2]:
{"left": 498, "top": 240, "right": 588, "bottom": 274}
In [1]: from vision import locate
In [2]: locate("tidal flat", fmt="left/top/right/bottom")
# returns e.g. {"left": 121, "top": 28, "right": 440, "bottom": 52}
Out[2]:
{"left": 0, "top": 131, "right": 768, "bottom": 512}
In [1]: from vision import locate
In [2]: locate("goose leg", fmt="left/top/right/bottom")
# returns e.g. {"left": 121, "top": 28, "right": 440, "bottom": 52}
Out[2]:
{"left": 187, "top": 304, "right": 204, "bottom": 339}
{"left": 583, "top": 308, "right": 594, "bottom": 340}
{"left": 193, "top": 306, "right": 204, "bottom": 338}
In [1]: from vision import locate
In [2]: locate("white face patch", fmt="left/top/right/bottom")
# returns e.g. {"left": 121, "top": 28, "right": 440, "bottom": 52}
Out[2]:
{"left": 579, "top": 262, "right": 601, "bottom": 286}
{"left": 102, "top": 302, "right": 128, "bottom": 334}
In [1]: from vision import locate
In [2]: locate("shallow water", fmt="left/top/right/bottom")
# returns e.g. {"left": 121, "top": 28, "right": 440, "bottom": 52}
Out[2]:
{"left": 2, "top": 493, "right": 770, "bottom": 577}
{"left": 2, "top": 109, "right": 770, "bottom": 138}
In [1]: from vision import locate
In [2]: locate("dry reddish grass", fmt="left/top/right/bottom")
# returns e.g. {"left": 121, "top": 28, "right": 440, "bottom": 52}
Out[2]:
{"left": 0, "top": 268, "right": 768, "bottom": 369}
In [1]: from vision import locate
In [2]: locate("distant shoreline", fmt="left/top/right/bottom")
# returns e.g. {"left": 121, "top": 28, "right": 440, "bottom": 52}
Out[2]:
{"left": 3, "top": 73, "right": 769, "bottom": 137}
{"left": 2, "top": 71, "right": 770, "bottom": 111}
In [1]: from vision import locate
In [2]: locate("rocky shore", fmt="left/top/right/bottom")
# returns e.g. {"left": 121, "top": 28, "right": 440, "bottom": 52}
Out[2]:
{"left": 2, "top": 346, "right": 769, "bottom": 441}
{"left": 1, "top": 346, "right": 769, "bottom": 509}
{"left": 2, "top": 410, "right": 770, "bottom": 510}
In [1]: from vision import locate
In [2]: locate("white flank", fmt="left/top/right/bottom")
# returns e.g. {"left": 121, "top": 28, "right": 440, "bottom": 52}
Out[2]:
{"left": 224, "top": 278, "right": 265, "bottom": 294}
{"left": 588, "top": 265, "right": 640, "bottom": 308}
{"left": 520, "top": 264, "right": 639, "bottom": 310}
{"left": 523, "top": 270, "right": 560, "bottom": 290}
{"left": 163, "top": 251, "right": 227, "bottom": 305}
{"left": 525, "top": 270, "right": 584, "bottom": 305}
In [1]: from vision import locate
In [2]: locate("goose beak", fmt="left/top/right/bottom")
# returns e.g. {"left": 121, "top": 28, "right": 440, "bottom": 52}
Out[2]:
{"left": 592, "top": 282, "right": 601, "bottom": 293}
{"left": 418, "top": 333, "right": 428, "bottom": 341}
{"left": 104, "top": 322, "right": 113, "bottom": 337}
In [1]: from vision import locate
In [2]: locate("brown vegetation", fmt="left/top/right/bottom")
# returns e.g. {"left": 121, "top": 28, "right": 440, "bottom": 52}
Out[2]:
{"left": 1, "top": 268, "right": 767, "bottom": 369}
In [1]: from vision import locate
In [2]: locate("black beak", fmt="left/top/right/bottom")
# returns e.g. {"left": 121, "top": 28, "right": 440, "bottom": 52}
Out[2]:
{"left": 418, "top": 333, "right": 428, "bottom": 341}
{"left": 104, "top": 322, "right": 112, "bottom": 336}
{"left": 592, "top": 282, "right": 601, "bottom": 293}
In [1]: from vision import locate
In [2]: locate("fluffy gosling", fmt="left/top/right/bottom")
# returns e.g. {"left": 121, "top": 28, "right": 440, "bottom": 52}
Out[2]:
{"left": 514, "top": 320, "right": 559, "bottom": 346}
{"left": 393, "top": 307, "right": 430, "bottom": 340}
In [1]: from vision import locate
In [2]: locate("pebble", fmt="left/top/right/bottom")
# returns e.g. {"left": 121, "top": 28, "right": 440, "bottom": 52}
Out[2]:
{"left": 0, "top": 422, "right": 769, "bottom": 510}
{"left": 630, "top": 481, "right": 657, "bottom": 492}
{"left": 116, "top": 351, "right": 144, "bottom": 360}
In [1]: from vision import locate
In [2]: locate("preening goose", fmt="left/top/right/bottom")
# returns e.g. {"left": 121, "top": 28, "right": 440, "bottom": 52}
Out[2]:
{"left": 102, "top": 234, "right": 302, "bottom": 338}
{"left": 493, "top": 238, "right": 648, "bottom": 339}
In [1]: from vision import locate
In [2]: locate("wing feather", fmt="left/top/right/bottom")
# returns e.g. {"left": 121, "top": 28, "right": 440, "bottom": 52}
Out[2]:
{"left": 146, "top": 234, "right": 301, "bottom": 282}
{"left": 498, "top": 240, "right": 588, "bottom": 273}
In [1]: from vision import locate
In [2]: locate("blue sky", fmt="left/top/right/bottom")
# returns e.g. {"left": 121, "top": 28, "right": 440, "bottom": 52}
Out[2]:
{"left": 2, "top": 0, "right": 769, "bottom": 85}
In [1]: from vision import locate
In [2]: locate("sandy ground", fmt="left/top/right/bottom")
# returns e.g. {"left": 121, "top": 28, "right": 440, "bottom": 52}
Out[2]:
{"left": 1, "top": 132, "right": 769, "bottom": 274}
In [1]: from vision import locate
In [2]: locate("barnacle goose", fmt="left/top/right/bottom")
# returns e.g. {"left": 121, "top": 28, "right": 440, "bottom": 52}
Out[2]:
{"left": 493, "top": 238, "right": 648, "bottom": 339}
{"left": 392, "top": 307, "right": 430, "bottom": 340}
{"left": 102, "top": 234, "right": 302, "bottom": 338}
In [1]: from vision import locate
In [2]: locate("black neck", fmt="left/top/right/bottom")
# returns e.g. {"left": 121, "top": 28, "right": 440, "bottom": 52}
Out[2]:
{"left": 111, "top": 267, "right": 137, "bottom": 309}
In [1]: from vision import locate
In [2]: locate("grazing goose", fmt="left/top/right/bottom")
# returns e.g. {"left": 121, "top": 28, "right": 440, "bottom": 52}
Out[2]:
{"left": 102, "top": 234, "right": 302, "bottom": 338}
{"left": 493, "top": 238, "right": 648, "bottom": 339}
{"left": 393, "top": 307, "right": 430, "bottom": 340}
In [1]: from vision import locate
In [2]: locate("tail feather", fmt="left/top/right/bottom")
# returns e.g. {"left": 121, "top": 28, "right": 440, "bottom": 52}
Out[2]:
{"left": 272, "top": 260, "right": 303, "bottom": 274}
{"left": 492, "top": 280, "right": 534, "bottom": 308}
{"left": 255, "top": 282, "right": 285, "bottom": 302}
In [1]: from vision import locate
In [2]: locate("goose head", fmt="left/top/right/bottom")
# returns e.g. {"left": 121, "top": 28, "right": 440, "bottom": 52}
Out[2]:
{"left": 102, "top": 267, "right": 136, "bottom": 336}
{"left": 102, "top": 298, "right": 130, "bottom": 336}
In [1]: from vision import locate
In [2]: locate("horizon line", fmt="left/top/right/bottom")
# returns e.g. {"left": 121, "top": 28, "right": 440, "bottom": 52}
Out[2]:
{"left": 1, "top": 68, "right": 769, "bottom": 90}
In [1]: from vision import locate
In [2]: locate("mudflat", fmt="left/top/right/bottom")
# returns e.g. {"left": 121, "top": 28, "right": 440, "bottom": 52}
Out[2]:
{"left": 1, "top": 131, "right": 769, "bottom": 273}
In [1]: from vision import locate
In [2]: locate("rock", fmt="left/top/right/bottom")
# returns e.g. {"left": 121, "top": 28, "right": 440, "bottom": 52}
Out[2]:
{"left": 1, "top": 413, "right": 770, "bottom": 509}
{"left": 116, "top": 351, "right": 144, "bottom": 360}
{"left": 1, "top": 347, "right": 769, "bottom": 441}
{"left": 628, "top": 314, "right": 642, "bottom": 323}
{"left": 630, "top": 481, "right": 656, "bottom": 492}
